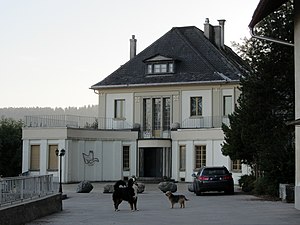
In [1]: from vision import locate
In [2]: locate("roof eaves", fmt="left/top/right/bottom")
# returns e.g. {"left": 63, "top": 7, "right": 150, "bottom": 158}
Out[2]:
{"left": 90, "top": 79, "right": 240, "bottom": 90}
{"left": 249, "top": 0, "right": 288, "bottom": 28}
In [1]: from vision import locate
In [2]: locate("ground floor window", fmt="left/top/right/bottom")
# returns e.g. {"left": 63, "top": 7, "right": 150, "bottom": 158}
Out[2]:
{"left": 195, "top": 145, "right": 206, "bottom": 169}
{"left": 30, "top": 145, "right": 40, "bottom": 171}
{"left": 179, "top": 145, "right": 186, "bottom": 171}
{"left": 48, "top": 145, "right": 58, "bottom": 170}
{"left": 231, "top": 159, "right": 242, "bottom": 172}
{"left": 123, "top": 146, "right": 130, "bottom": 171}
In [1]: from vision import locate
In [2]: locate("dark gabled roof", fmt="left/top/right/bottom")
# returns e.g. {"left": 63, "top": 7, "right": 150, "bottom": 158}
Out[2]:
{"left": 91, "top": 26, "right": 249, "bottom": 89}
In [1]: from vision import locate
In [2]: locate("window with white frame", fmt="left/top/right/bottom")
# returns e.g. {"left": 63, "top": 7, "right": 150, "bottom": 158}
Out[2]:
{"left": 114, "top": 99, "right": 125, "bottom": 119}
{"left": 191, "top": 96, "right": 202, "bottom": 116}
{"left": 30, "top": 145, "right": 40, "bottom": 171}
{"left": 195, "top": 145, "right": 206, "bottom": 169}
{"left": 123, "top": 146, "right": 130, "bottom": 171}
{"left": 147, "top": 62, "right": 174, "bottom": 74}
{"left": 223, "top": 95, "right": 233, "bottom": 116}
{"left": 179, "top": 145, "right": 186, "bottom": 171}
{"left": 231, "top": 159, "right": 242, "bottom": 172}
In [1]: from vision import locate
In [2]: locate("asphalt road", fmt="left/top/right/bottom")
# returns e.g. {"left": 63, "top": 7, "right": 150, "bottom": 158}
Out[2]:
{"left": 26, "top": 182, "right": 300, "bottom": 225}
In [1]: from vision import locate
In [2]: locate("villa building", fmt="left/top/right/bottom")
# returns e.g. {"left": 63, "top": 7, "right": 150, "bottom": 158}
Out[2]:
{"left": 22, "top": 19, "right": 250, "bottom": 183}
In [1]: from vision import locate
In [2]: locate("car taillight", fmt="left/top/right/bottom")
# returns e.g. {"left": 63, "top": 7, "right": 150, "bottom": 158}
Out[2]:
{"left": 223, "top": 175, "right": 232, "bottom": 180}
{"left": 198, "top": 176, "right": 209, "bottom": 181}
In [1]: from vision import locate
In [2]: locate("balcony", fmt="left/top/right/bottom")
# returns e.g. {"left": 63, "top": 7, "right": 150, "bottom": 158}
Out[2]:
{"left": 24, "top": 115, "right": 230, "bottom": 133}
{"left": 24, "top": 115, "right": 132, "bottom": 130}
{"left": 181, "top": 115, "right": 230, "bottom": 129}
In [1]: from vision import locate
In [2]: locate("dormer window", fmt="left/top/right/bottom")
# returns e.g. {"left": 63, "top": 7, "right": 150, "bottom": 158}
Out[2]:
{"left": 144, "top": 55, "right": 176, "bottom": 75}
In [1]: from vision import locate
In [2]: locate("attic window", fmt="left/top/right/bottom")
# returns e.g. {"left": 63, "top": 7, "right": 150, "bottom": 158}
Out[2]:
{"left": 147, "top": 62, "right": 174, "bottom": 74}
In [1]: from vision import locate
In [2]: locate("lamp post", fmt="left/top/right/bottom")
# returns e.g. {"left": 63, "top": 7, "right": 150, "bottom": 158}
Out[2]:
{"left": 55, "top": 148, "right": 65, "bottom": 194}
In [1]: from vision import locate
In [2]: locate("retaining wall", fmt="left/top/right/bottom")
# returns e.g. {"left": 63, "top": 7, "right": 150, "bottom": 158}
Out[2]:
{"left": 0, "top": 194, "right": 62, "bottom": 225}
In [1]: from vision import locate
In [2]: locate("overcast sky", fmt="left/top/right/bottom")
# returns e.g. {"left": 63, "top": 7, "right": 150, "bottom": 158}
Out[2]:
{"left": 0, "top": 0, "right": 260, "bottom": 108}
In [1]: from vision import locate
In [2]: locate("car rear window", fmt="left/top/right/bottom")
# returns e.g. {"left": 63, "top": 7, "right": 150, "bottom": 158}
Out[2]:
{"left": 202, "top": 168, "right": 228, "bottom": 175}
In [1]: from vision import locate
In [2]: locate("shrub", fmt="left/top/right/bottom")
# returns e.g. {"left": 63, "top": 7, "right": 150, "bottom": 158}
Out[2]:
{"left": 238, "top": 175, "right": 255, "bottom": 193}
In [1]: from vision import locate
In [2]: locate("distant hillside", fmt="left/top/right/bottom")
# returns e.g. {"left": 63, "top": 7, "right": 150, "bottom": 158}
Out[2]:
{"left": 0, "top": 105, "right": 98, "bottom": 121}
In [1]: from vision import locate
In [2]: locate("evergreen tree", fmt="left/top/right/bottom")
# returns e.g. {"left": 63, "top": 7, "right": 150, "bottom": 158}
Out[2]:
{"left": 222, "top": 1, "right": 294, "bottom": 195}
{"left": 0, "top": 117, "right": 23, "bottom": 177}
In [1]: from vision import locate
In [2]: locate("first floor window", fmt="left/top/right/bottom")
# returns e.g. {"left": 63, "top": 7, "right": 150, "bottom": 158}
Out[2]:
{"left": 179, "top": 145, "right": 186, "bottom": 171}
{"left": 115, "top": 99, "right": 125, "bottom": 119}
{"left": 30, "top": 145, "right": 40, "bottom": 170}
{"left": 195, "top": 145, "right": 206, "bottom": 169}
{"left": 48, "top": 145, "right": 58, "bottom": 170}
{"left": 223, "top": 95, "right": 233, "bottom": 116}
{"left": 232, "top": 159, "right": 242, "bottom": 172}
{"left": 123, "top": 146, "right": 130, "bottom": 171}
{"left": 191, "top": 97, "right": 202, "bottom": 116}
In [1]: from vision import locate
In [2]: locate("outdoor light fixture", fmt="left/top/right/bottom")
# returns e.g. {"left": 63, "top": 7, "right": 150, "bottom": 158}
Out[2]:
{"left": 56, "top": 148, "right": 66, "bottom": 194}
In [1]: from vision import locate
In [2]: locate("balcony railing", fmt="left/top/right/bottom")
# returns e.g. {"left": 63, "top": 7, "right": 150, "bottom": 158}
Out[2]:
{"left": 181, "top": 116, "right": 230, "bottom": 129}
{"left": 0, "top": 175, "right": 56, "bottom": 207}
{"left": 24, "top": 115, "right": 229, "bottom": 133}
{"left": 24, "top": 115, "right": 132, "bottom": 130}
{"left": 140, "top": 126, "right": 171, "bottom": 139}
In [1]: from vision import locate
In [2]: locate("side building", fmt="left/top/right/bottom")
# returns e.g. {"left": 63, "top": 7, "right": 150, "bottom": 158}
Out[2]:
{"left": 22, "top": 19, "right": 250, "bottom": 183}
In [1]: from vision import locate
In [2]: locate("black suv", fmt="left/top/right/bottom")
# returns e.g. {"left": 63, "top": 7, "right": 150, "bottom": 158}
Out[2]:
{"left": 192, "top": 166, "right": 234, "bottom": 195}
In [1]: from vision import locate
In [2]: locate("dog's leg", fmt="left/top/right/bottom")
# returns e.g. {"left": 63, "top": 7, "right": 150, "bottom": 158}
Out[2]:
{"left": 133, "top": 198, "right": 138, "bottom": 211}
{"left": 114, "top": 199, "right": 122, "bottom": 211}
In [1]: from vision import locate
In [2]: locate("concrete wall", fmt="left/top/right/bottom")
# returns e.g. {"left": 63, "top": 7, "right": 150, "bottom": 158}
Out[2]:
{"left": 0, "top": 194, "right": 62, "bottom": 225}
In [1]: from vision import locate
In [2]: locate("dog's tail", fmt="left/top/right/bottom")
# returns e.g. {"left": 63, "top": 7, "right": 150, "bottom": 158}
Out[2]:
{"left": 114, "top": 180, "right": 127, "bottom": 191}
{"left": 184, "top": 197, "right": 189, "bottom": 201}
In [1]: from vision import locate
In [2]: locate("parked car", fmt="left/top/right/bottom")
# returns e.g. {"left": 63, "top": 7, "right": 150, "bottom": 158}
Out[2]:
{"left": 192, "top": 166, "right": 234, "bottom": 195}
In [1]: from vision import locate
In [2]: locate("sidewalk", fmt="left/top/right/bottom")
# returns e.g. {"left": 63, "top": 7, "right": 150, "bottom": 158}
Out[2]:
{"left": 26, "top": 182, "right": 300, "bottom": 225}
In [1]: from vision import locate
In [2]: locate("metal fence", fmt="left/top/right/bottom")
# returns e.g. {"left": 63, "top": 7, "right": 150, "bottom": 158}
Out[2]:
{"left": 24, "top": 115, "right": 132, "bottom": 130}
{"left": 181, "top": 116, "right": 230, "bottom": 129}
{"left": 0, "top": 175, "right": 57, "bottom": 207}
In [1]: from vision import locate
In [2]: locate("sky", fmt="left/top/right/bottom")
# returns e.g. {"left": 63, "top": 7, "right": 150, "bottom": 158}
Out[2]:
{"left": 0, "top": 0, "right": 260, "bottom": 108}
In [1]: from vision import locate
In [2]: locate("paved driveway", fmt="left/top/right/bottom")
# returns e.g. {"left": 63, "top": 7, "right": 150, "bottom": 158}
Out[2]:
{"left": 26, "top": 183, "right": 300, "bottom": 225}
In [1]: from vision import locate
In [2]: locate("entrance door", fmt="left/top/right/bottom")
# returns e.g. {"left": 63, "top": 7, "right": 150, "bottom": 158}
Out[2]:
{"left": 139, "top": 148, "right": 163, "bottom": 177}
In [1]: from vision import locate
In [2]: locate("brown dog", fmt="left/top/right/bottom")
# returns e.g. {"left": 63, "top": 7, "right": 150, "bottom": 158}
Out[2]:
{"left": 165, "top": 191, "right": 189, "bottom": 208}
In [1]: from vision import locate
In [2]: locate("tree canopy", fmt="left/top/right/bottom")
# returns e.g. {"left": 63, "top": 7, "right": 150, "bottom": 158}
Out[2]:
{"left": 0, "top": 117, "right": 23, "bottom": 177}
{"left": 222, "top": 1, "right": 294, "bottom": 194}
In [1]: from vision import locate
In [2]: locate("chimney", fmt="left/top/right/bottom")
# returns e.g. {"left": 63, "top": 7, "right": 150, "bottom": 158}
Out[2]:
{"left": 130, "top": 35, "right": 137, "bottom": 59}
{"left": 203, "top": 18, "right": 226, "bottom": 49}
{"left": 218, "top": 19, "right": 226, "bottom": 49}
{"left": 204, "top": 18, "right": 213, "bottom": 42}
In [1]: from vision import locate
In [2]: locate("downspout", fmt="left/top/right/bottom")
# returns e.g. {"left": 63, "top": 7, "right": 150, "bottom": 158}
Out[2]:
{"left": 249, "top": 26, "right": 294, "bottom": 47}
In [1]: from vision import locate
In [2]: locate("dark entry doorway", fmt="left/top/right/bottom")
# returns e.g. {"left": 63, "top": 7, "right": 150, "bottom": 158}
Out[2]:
{"left": 139, "top": 148, "right": 163, "bottom": 177}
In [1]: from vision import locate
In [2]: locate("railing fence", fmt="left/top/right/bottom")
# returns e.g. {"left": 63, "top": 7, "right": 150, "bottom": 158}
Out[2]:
{"left": 0, "top": 175, "right": 57, "bottom": 207}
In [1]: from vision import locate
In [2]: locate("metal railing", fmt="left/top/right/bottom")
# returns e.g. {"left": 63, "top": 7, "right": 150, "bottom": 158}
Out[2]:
{"left": 0, "top": 175, "right": 57, "bottom": 207}
{"left": 181, "top": 116, "right": 230, "bottom": 129}
{"left": 24, "top": 115, "right": 132, "bottom": 130}
{"left": 140, "top": 126, "right": 171, "bottom": 139}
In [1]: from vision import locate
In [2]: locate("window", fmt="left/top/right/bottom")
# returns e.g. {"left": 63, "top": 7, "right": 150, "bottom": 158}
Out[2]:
{"left": 191, "top": 97, "right": 202, "bottom": 116}
{"left": 48, "top": 145, "right": 58, "bottom": 170}
{"left": 123, "top": 146, "right": 130, "bottom": 171}
{"left": 30, "top": 145, "right": 40, "bottom": 170}
{"left": 195, "top": 145, "right": 206, "bottom": 169}
{"left": 223, "top": 95, "right": 233, "bottom": 116}
{"left": 143, "top": 97, "right": 171, "bottom": 132}
{"left": 146, "top": 62, "right": 174, "bottom": 74}
{"left": 179, "top": 145, "right": 186, "bottom": 171}
{"left": 114, "top": 99, "right": 125, "bottom": 119}
{"left": 163, "top": 98, "right": 170, "bottom": 130}
{"left": 232, "top": 159, "right": 242, "bottom": 172}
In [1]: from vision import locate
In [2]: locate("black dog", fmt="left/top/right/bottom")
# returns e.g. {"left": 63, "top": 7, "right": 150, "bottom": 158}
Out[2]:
{"left": 112, "top": 178, "right": 138, "bottom": 211}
